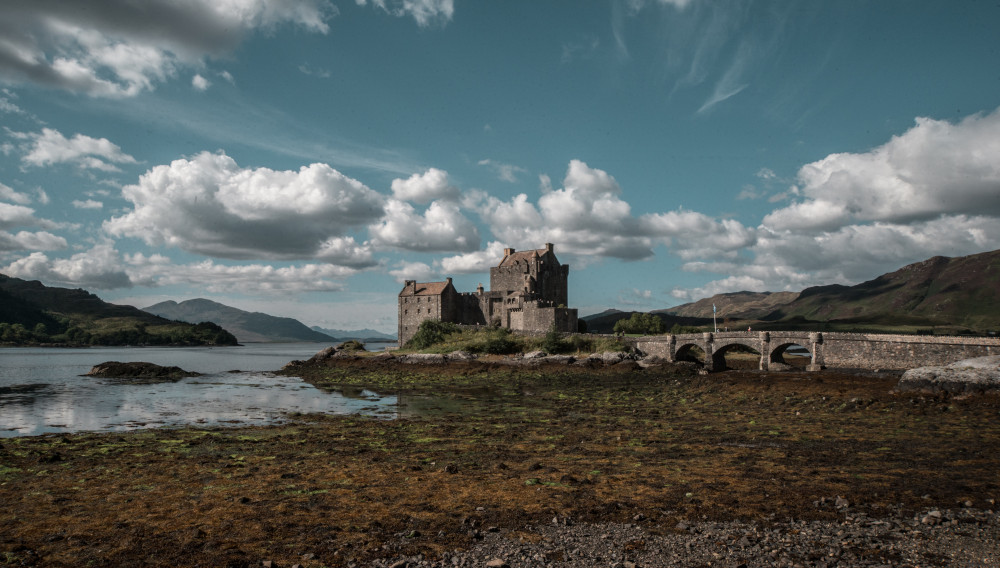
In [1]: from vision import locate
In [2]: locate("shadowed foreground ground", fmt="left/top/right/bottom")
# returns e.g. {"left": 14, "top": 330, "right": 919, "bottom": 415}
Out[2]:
{"left": 1, "top": 359, "right": 998, "bottom": 567}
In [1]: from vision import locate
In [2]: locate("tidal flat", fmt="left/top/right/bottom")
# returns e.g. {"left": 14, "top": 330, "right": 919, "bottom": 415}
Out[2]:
{"left": 1, "top": 358, "right": 998, "bottom": 567}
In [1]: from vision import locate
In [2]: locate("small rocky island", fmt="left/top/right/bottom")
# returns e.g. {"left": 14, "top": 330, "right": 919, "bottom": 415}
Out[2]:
{"left": 83, "top": 361, "right": 201, "bottom": 383}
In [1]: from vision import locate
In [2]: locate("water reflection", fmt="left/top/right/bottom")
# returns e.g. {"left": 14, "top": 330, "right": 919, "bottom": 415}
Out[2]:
{"left": 0, "top": 344, "right": 400, "bottom": 437}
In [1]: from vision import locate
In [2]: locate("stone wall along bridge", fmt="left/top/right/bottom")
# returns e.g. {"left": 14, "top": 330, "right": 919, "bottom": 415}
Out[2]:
{"left": 633, "top": 331, "right": 1000, "bottom": 372}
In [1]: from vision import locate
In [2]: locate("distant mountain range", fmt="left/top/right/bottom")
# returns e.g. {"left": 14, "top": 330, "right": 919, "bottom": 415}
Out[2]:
{"left": 310, "top": 326, "right": 396, "bottom": 342}
{"left": 0, "top": 275, "right": 237, "bottom": 346}
{"left": 143, "top": 299, "right": 335, "bottom": 343}
{"left": 141, "top": 298, "right": 397, "bottom": 343}
{"left": 585, "top": 249, "right": 1000, "bottom": 334}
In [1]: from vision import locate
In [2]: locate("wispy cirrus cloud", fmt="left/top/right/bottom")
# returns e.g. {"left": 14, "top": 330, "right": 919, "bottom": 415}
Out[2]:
{"left": 356, "top": 0, "right": 454, "bottom": 27}
{"left": 0, "top": 0, "right": 336, "bottom": 97}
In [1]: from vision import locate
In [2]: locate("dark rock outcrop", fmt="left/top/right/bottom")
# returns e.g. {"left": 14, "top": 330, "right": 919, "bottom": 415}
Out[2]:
{"left": 83, "top": 361, "right": 201, "bottom": 382}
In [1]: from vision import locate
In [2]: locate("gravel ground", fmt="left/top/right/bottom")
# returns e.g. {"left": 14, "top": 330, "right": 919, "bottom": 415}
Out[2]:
{"left": 362, "top": 506, "right": 999, "bottom": 568}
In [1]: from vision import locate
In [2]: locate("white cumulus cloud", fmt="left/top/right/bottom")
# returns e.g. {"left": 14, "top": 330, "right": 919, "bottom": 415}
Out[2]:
{"left": 3, "top": 241, "right": 364, "bottom": 293}
{"left": 104, "top": 151, "right": 384, "bottom": 264}
{"left": 0, "top": 183, "right": 32, "bottom": 205}
{"left": 438, "top": 240, "right": 508, "bottom": 274}
{"left": 10, "top": 128, "right": 137, "bottom": 171}
{"left": 388, "top": 260, "right": 438, "bottom": 283}
{"left": 765, "top": 109, "right": 1000, "bottom": 232}
{"left": 369, "top": 199, "right": 479, "bottom": 252}
{"left": 0, "top": 230, "right": 67, "bottom": 253}
{"left": 468, "top": 159, "right": 754, "bottom": 263}
{"left": 390, "top": 168, "right": 459, "bottom": 203}
{"left": 191, "top": 73, "right": 210, "bottom": 91}
{"left": 4, "top": 243, "right": 131, "bottom": 289}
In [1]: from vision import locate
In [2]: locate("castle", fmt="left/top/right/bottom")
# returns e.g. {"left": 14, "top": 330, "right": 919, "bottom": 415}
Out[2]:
{"left": 398, "top": 243, "right": 579, "bottom": 345}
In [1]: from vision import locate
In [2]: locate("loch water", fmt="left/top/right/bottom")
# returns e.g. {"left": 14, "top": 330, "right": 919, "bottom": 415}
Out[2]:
{"left": 0, "top": 343, "right": 397, "bottom": 437}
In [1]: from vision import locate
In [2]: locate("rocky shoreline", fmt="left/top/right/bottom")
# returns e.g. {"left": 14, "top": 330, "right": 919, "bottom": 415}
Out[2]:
{"left": 364, "top": 505, "right": 999, "bottom": 568}
{"left": 4, "top": 351, "right": 998, "bottom": 567}
{"left": 288, "top": 343, "right": 1000, "bottom": 394}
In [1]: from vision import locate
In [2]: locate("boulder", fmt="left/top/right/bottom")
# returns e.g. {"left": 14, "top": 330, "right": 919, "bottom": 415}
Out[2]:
{"left": 447, "top": 350, "right": 476, "bottom": 361}
{"left": 896, "top": 356, "right": 1000, "bottom": 394}
{"left": 83, "top": 361, "right": 200, "bottom": 382}
{"left": 599, "top": 351, "right": 625, "bottom": 365}
{"left": 400, "top": 353, "right": 447, "bottom": 364}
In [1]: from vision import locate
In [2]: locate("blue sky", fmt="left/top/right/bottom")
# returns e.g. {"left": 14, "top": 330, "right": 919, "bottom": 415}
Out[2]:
{"left": 1, "top": 0, "right": 999, "bottom": 334}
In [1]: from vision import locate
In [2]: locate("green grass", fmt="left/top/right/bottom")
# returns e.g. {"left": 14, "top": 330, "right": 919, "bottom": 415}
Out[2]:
{"left": 395, "top": 326, "right": 630, "bottom": 356}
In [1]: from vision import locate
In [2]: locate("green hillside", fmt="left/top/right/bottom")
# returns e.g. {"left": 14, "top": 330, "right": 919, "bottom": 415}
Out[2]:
{"left": 595, "top": 249, "right": 999, "bottom": 335}
{"left": 658, "top": 291, "right": 800, "bottom": 319}
{"left": 763, "top": 251, "right": 1000, "bottom": 333}
{"left": 0, "top": 274, "right": 238, "bottom": 346}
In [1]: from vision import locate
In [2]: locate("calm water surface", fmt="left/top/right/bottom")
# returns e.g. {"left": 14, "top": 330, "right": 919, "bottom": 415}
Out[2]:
{"left": 0, "top": 343, "right": 398, "bottom": 437}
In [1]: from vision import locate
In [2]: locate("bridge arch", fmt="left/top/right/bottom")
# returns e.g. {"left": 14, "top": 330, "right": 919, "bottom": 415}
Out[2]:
{"left": 711, "top": 342, "right": 761, "bottom": 371}
{"left": 768, "top": 342, "right": 812, "bottom": 368}
{"left": 674, "top": 342, "right": 705, "bottom": 365}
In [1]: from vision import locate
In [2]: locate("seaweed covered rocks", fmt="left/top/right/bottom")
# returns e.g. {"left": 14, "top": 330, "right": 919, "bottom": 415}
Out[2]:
{"left": 83, "top": 361, "right": 201, "bottom": 383}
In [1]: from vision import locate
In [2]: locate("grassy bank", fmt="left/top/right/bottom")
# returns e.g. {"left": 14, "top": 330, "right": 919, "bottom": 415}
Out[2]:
{"left": 2, "top": 360, "right": 998, "bottom": 567}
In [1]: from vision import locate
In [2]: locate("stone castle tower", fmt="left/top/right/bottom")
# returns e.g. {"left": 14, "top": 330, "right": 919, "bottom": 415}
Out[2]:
{"left": 398, "top": 243, "right": 578, "bottom": 345}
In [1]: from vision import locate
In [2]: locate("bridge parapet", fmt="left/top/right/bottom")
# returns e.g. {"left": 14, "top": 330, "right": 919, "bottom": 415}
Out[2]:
{"left": 633, "top": 331, "right": 999, "bottom": 372}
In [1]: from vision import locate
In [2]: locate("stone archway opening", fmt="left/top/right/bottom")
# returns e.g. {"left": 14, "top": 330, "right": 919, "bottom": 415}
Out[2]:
{"left": 771, "top": 343, "right": 812, "bottom": 369}
{"left": 675, "top": 343, "right": 706, "bottom": 366}
{"left": 713, "top": 343, "right": 762, "bottom": 371}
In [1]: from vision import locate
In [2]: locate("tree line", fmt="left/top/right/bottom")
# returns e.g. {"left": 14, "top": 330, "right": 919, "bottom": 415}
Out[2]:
{"left": 0, "top": 321, "right": 237, "bottom": 346}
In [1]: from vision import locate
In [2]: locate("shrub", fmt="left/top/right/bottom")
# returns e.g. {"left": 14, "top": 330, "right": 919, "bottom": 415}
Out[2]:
{"left": 541, "top": 326, "right": 570, "bottom": 354}
{"left": 613, "top": 312, "right": 665, "bottom": 335}
{"left": 338, "top": 339, "right": 366, "bottom": 351}
{"left": 565, "top": 334, "right": 593, "bottom": 353}
{"left": 471, "top": 328, "right": 521, "bottom": 355}
{"left": 407, "top": 319, "right": 461, "bottom": 350}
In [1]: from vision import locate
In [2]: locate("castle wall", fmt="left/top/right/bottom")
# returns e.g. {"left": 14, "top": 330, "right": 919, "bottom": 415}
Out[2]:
{"left": 509, "top": 309, "right": 524, "bottom": 331}
{"left": 398, "top": 294, "right": 443, "bottom": 345}
{"left": 397, "top": 245, "right": 576, "bottom": 345}
{"left": 510, "top": 304, "right": 578, "bottom": 333}
{"left": 490, "top": 264, "right": 530, "bottom": 295}
{"left": 459, "top": 293, "right": 488, "bottom": 326}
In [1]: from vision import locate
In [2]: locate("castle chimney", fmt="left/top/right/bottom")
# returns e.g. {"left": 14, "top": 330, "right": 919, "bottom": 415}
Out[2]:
{"left": 504, "top": 247, "right": 515, "bottom": 257}
{"left": 545, "top": 243, "right": 554, "bottom": 253}
{"left": 446, "top": 277, "right": 452, "bottom": 285}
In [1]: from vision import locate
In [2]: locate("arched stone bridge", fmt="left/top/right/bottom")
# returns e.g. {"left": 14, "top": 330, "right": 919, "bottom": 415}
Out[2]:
{"left": 632, "top": 331, "right": 1000, "bottom": 372}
